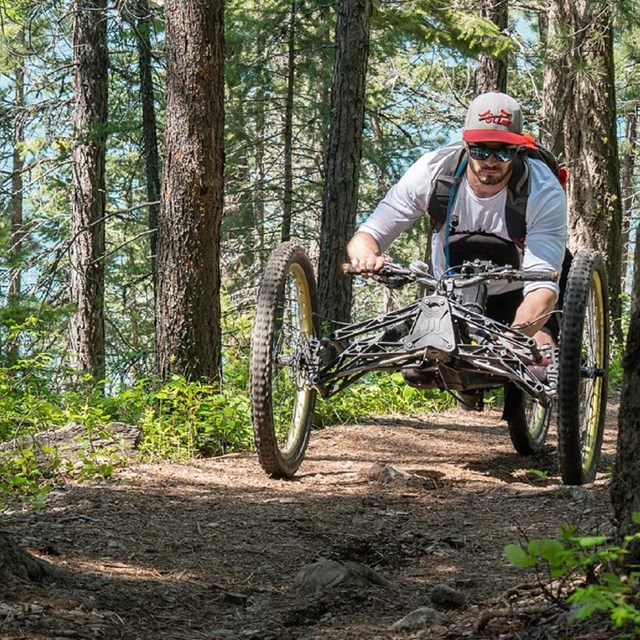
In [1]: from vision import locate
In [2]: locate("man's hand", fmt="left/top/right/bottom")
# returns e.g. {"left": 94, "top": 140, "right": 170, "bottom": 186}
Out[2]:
{"left": 347, "top": 231, "right": 385, "bottom": 273}
{"left": 512, "top": 287, "right": 558, "bottom": 365}
{"left": 512, "top": 288, "right": 558, "bottom": 372}
{"left": 511, "top": 287, "right": 557, "bottom": 337}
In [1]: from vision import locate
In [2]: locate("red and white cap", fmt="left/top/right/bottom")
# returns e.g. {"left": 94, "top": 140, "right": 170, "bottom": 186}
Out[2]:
{"left": 462, "top": 91, "right": 525, "bottom": 145}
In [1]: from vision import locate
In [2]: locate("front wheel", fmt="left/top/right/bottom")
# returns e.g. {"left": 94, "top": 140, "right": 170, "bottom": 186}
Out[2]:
{"left": 505, "top": 383, "right": 552, "bottom": 455}
{"left": 250, "top": 242, "right": 319, "bottom": 477}
{"left": 557, "top": 250, "right": 609, "bottom": 485}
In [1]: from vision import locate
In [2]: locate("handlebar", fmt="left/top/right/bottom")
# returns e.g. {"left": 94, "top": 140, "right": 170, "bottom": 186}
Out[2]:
{"left": 342, "top": 261, "right": 419, "bottom": 289}
{"left": 343, "top": 260, "right": 558, "bottom": 290}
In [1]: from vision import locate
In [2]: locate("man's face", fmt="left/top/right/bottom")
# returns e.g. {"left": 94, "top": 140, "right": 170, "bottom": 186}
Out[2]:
{"left": 465, "top": 142, "right": 518, "bottom": 186}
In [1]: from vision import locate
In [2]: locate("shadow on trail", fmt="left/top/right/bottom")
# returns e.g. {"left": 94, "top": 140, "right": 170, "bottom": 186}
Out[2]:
{"left": 2, "top": 403, "right": 618, "bottom": 640}
{"left": 464, "top": 446, "right": 558, "bottom": 484}
{"left": 354, "top": 413, "right": 506, "bottom": 438}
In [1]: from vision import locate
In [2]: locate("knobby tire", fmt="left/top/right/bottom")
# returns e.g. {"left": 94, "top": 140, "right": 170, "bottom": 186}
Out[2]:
{"left": 557, "top": 250, "right": 609, "bottom": 485}
{"left": 505, "top": 383, "right": 552, "bottom": 455}
{"left": 250, "top": 242, "right": 318, "bottom": 477}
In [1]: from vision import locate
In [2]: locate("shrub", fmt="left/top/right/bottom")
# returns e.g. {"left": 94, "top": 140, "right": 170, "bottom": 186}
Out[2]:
{"left": 136, "top": 375, "right": 253, "bottom": 460}
{"left": 505, "top": 515, "right": 640, "bottom": 637}
{"left": 315, "top": 371, "right": 453, "bottom": 425}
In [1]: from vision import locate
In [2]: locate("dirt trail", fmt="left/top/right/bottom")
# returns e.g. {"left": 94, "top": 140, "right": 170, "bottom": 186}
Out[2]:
{"left": 1, "top": 401, "right": 620, "bottom": 639}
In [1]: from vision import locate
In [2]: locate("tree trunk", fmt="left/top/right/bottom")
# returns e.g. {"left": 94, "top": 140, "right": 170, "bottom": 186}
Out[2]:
{"left": 318, "top": 0, "right": 372, "bottom": 327}
{"left": 611, "top": 226, "right": 640, "bottom": 567}
{"left": 539, "top": 1, "right": 571, "bottom": 156}
{"left": 255, "top": 29, "right": 267, "bottom": 261}
{"left": 155, "top": 0, "right": 224, "bottom": 382}
{"left": 620, "top": 104, "right": 638, "bottom": 293}
{"left": 474, "top": 0, "right": 508, "bottom": 94}
{"left": 69, "top": 0, "right": 108, "bottom": 383}
{"left": 8, "top": 38, "right": 25, "bottom": 364}
{"left": 0, "top": 531, "right": 53, "bottom": 584}
{"left": 281, "top": 0, "right": 296, "bottom": 243}
{"left": 543, "top": 0, "right": 623, "bottom": 336}
{"left": 135, "top": 0, "right": 161, "bottom": 289}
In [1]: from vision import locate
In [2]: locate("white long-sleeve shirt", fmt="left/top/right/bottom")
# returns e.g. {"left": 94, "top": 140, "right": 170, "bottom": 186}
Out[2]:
{"left": 358, "top": 142, "right": 568, "bottom": 296}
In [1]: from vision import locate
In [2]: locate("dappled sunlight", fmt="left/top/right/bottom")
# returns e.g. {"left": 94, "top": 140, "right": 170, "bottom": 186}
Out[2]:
{"left": 3, "top": 403, "right": 619, "bottom": 639}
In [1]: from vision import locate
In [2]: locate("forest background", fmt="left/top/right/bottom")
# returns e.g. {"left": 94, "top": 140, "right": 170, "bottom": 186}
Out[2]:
{"left": 1, "top": 0, "right": 640, "bottom": 579}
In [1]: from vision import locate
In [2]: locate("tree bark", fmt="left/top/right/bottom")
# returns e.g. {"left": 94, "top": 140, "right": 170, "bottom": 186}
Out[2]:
{"left": 620, "top": 104, "right": 638, "bottom": 292}
{"left": 474, "top": 0, "right": 508, "bottom": 94}
{"left": 542, "top": 0, "right": 623, "bottom": 335}
{"left": 69, "top": 0, "right": 108, "bottom": 383}
{"left": 8, "top": 34, "right": 26, "bottom": 364}
{"left": 539, "top": 1, "right": 571, "bottom": 156}
{"left": 135, "top": 0, "right": 161, "bottom": 289}
{"left": 318, "top": 0, "right": 372, "bottom": 326}
{"left": 0, "top": 531, "right": 53, "bottom": 584}
{"left": 611, "top": 226, "right": 640, "bottom": 567}
{"left": 254, "top": 28, "right": 267, "bottom": 260}
{"left": 155, "top": 0, "right": 224, "bottom": 382}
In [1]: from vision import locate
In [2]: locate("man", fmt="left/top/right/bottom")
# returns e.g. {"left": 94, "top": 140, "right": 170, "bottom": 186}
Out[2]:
{"left": 347, "top": 91, "right": 567, "bottom": 402}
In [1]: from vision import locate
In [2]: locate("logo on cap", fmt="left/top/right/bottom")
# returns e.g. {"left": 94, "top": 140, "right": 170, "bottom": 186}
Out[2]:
{"left": 478, "top": 109, "right": 513, "bottom": 127}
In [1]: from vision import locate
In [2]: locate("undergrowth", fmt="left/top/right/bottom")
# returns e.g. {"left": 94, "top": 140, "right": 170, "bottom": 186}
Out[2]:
{"left": 315, "top": 371, "right": 455, "bottom": 425}
{"left": 505, "top": 515, "right": 640, "bottom": 638}
{"left": 0, "top": 305, "right": 626, "bottom": 509}
{"left": 0, "top": 350, "right": 453, "bottom": 508}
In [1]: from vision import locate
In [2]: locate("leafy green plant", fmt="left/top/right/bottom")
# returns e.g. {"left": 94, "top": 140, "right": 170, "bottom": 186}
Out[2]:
{"left": 136, "top": 375, "right": 253, "bottom": 461}
{"left": 608, "top": 337, "right": 626, "bottom": 391}
{"left": 0, "top": 444, "right": 55, "bottom": 509}
{"left": 527, "top": 468, "right": 550, "bottom": 481}
{"left": 505, "top": 515, "right": 640, "bottom": 636}
{"left": 314, "top": 371, "right": 453, "bottom": 426}
{"left": 0, "top": 352, "right": 136, "bottom": 502}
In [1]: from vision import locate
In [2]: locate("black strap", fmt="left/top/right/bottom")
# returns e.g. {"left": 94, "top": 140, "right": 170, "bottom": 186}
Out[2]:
{"left": 428, "top": 146, "right": 466, "bottom": 232}
{"left": 504, "top": 154, "right": 529, "bottom": 246}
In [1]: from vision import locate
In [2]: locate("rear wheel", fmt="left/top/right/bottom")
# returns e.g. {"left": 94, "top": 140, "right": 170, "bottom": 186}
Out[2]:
{"left": 505, "top": 383, "right": 552, "bottom": 455}
{"left": 250, "top": 243, "right": 319, "bottom": 477}
{"left": 557, "top": 251, "right": 609, "bottom": 485}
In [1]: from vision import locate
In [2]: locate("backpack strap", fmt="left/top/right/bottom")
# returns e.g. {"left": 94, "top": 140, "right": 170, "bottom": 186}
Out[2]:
{"left": 504, "top": 154, "right": 530, "bottom": 247}
{"left": 443, "top": 155, "right": 468, "bottom": 268}
{"left": 428, "top": 146, "right": 467, "bottom": 233}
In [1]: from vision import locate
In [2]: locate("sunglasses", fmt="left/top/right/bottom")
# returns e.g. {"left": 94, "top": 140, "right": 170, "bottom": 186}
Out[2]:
{"left": 467, "top": 144, "right": 518, "bottom": 162}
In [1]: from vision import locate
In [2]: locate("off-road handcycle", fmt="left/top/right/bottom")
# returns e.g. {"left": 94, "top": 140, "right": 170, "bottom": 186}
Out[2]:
{"left": 249, "top": 239, "right": 609, "bottom": 486}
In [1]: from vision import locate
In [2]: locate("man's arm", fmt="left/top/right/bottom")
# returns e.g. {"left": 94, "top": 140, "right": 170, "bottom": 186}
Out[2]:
{"left": 347, "top": 231, "right": 385, "bottom": 272}
{"left": 521, "top": 161, "right": 567, "bottom": 298}
{"left": 350, "top": 146, "right": 457, "bottom": 264}
{"left": 512, "top": 287, "right": 557, "bottom": 337}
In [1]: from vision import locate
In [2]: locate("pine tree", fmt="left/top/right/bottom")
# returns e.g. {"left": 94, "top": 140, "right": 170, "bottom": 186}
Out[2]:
{"left": 68, "top": 0, "right": 109, "bottom": 382}
{"left": 155, "top": 0, "right": 225, "bottom": 381}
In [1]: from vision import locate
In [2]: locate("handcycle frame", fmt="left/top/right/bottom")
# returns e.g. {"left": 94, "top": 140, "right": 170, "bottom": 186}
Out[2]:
{"left": 310, "top": 261, "right": 555, "bottom": 407}
{"left": 249, "top": 242, "right": 609, "bottom": 486}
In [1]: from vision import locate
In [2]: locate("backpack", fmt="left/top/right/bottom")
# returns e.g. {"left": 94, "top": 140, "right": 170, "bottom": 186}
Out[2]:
{"left": 427, "top": 135, "right": 568, "bottom": 249}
